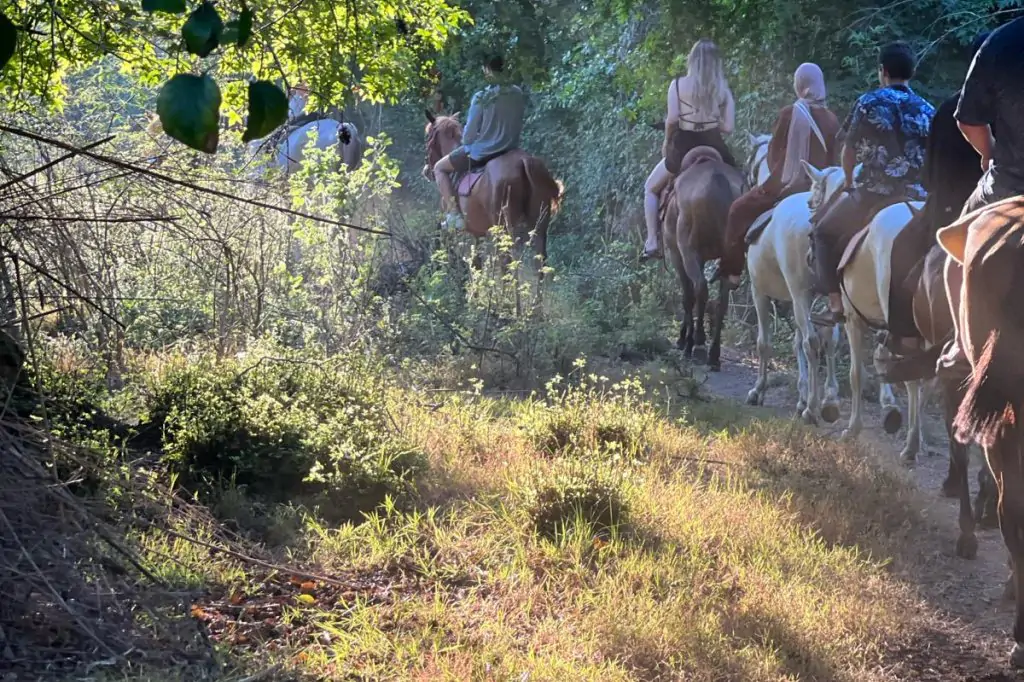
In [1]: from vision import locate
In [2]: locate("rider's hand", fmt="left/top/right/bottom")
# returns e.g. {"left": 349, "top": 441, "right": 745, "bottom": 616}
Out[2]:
{"left": 981, "top": 156, "right": 992, "bottom": 172}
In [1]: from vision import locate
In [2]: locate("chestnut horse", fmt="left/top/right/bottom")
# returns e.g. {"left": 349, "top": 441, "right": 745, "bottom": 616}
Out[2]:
{"left": 423, "top": 111, "right": 562, "bottom": 265}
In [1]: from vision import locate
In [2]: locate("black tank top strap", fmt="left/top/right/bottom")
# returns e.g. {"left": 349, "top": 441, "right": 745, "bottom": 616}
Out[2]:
{"left": 674, "top": 78, "right": 720, "bottom": 132}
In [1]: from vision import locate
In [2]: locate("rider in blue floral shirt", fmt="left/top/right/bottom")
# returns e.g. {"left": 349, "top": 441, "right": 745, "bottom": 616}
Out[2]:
{"left": 812, "top": 42, "right": 935, "bottom": 323}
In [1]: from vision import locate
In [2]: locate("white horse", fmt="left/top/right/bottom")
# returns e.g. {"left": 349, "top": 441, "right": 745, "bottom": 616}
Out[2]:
{"left": 744, "top": 160, "right": 842, "bottom": 424}
{"left": 803, "top": 166, "right": 927, "bottom": 462}
{"left": 746, "top": 133, "right": 772, "bottom": 188}
{"left": 249, "top": 92, "right": 364, "bottom": 176}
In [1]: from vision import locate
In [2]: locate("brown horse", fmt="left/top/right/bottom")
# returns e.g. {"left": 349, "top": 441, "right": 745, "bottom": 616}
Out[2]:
{"left": 662, "top": 146, "right": 745, "bottom": 370}
{"left": 936, "top": 196, "right": 1024, "bottom": 669}
{"left": 423, "top": 111, "right": 562, "bottom": 265}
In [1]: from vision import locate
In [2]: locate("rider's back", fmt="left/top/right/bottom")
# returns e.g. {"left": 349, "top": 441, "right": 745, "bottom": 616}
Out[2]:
{"left": 673, "top": 76, "right": 728, "bottom": 131}
{"left": 957, "top": 17, "right": 1024, "bottom": 192}
{"left": 463, "top": 84, "right": 526, "bottom": 162}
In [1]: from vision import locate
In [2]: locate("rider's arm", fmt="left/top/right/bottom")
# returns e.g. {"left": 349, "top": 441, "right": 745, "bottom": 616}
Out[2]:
{"left": 720, "top": 86, "right": 735, "bottom": 134}
{"left": 663, "top": 80, "right": 679, "bottom": 156}
{"left": 955, "top": 40, "right": 995, "bottom": 170}
{"left": 463, "top": 91, "right": 483, "bottom": 146}
{"left": 840, "top": 96, "right": 867, "bottom": 188}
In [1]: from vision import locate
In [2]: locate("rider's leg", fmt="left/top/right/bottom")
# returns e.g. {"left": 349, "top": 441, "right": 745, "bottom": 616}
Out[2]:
{"left": 433, "top": 148, "right": 470, "bottom": 230}
{"left": 811, "top": 190, "right": 867, "bottom": 324}
{"left": 644, "top": 160, "right": 673, "bottom": 257}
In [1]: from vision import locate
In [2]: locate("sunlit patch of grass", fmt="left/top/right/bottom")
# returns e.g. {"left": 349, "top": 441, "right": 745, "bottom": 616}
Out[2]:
{"left": 134, "top": 362, "right": 928, "bottom": 681}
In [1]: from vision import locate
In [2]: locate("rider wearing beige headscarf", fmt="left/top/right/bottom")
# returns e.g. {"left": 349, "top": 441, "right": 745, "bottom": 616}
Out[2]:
{"left": 720, "top": 63, "right": 840, "bottom": 284}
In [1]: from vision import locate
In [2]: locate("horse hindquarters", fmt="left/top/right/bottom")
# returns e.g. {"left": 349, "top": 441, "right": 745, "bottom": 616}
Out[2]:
{"left": 519, "top": 155, "right": 560, "bottom": 264}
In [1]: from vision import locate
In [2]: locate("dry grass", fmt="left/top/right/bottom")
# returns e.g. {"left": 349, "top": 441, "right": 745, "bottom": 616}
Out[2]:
{"left": 120, "top": 370, "right": 942, "bottom": 681}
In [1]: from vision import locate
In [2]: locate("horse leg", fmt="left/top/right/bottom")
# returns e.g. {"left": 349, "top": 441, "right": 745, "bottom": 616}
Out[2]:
{"left": 899, "top": 380, "right": 922, "bottom": 464}
{"left": 680, "top": 248, "right": 708, "bottom": 363}
{"left": 821, "top": 324, "right": 841, "bottom": 423}
{"left": 978, "top": 464, "right": 1001, "bottom": 530}
{"left": 791, "top": 293, "right": 820, "bottom": 425}
{"left": 708, "top": 276, "right": 730, "bottom": 371}
{"left": 993, "top": 435, "right": 1024, "bottom": 668}
{"left": 746, "top": 283, "right": 772, "bottom": 406}
{"left": 793, "top": 326, "right": 810, "bottom": 416}
{"left": 940, "top": 380, "right": 977, "bottom": 558}
{"left": 842, "top": 316, "right": 867, "bottom": 441}
{"left": 666, "top": 237, "right": 695, "bottom": 355}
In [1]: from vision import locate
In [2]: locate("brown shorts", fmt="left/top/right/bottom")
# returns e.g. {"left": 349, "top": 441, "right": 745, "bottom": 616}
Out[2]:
{"left": 448, "top": 146, "right": 473, "bottom": 173}
{"left": 664, "top": 128, "right": 736, "bottom": 174}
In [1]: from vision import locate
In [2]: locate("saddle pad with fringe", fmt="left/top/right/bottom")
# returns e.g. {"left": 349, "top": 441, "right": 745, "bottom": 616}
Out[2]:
{"left": 457, "top": 170, "right": 486, "bottom": 198}
{"left": 744, "top": 209, "right": 775, "bottom": 246}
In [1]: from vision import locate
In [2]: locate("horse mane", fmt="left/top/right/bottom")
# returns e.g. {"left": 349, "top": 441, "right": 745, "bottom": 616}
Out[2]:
{"left": 425, "top": 115, "right": 463, "bottom": 166}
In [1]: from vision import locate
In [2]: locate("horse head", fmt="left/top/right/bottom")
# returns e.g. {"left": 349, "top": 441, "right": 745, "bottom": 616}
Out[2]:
{"left": 802, "top": 161, "right": 846, "bottom": 221}
{"left": 424, "top": 110, "right": 463, "bottom": 171}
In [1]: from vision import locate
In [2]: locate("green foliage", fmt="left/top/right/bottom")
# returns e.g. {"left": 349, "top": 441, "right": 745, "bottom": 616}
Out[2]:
{"left": 157, "top": 74, "right": 221, "bottom": 153}
{"left": 523, "top": 462, "right": 630, "bottom": 540}
{"left": 0, "top": 10, "right": 16, "bottom": 71}
{"left": 181, "top": 2, "right": 224, "bottom": 58}
{"left": 242, "top": 80, "right": 289, "bottom": 142}
{"left": 144, "top": 348, "right": 425, "bottom": 522}
{"left": 141, "top": 0, "right": 186, "bottom": 14}
{"left": 222, "top": 7, "right": 253, "bottom": 48}
{"left": 519, "top": 369, "right": 656, "bottom": 464}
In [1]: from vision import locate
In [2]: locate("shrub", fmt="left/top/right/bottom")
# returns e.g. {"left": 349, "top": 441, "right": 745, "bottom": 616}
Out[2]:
{"left": 142, "top": 347, "right": 426, "bottom": 520}
{"left": 524, "top": 463, "right": 630, "bottom": 540}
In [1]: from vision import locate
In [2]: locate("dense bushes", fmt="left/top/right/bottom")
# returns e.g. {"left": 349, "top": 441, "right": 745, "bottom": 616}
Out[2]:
{"left": 142, "top": 348, "right": 426, "bottom": 521}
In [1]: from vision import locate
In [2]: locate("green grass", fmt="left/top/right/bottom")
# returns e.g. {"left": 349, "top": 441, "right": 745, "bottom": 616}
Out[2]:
{"left": 122, "top": 366, "right": 929, "bottom": 681}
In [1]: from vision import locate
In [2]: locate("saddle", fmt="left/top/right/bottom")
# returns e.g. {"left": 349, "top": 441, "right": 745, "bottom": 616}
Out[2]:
{"left": 836, "top": 195, "right": 913, "bottom": 275}
{"left": 454, "top": 151, "right": 508, "bottom": 198}
{"left": 744, "top": 208, "right": 775, "bottom": 246}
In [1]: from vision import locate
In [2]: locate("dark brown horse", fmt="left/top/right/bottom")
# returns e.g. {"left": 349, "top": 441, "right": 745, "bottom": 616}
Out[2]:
{"left": 662, "top": 146, "right": 745, "bottom": 370}
{"left": 937, "top": 196, "right": 1024, "bottom": 669}
{"left": 423, "top": 112, "right": 562, "bottom": 265}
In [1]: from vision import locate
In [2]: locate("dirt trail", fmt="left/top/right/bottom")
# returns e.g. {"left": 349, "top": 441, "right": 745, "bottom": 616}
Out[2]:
{"left": 702, "top": 346, "right": 1020, "bottom": 680}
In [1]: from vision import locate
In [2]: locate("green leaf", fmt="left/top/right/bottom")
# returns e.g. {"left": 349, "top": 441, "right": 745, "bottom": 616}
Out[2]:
{"left": 141, "top": 0, "right": 186, "bottom": 14}
{"left": 182, "top": 2, "right": 223, "bottom": 58}
{"left": 242, "top": 80, "right": 288, "bottom": 143}
{"left": 222, "top": 7, "right": 253, "bottom": 47}
{"left": 0, "top": 10, "right": 17, "bottom": 70}
{"left": 157, "top": 73, "right": 221, "bottom": 153}
{"left": 237, "top": 6, "right": 253, "bottom": 47}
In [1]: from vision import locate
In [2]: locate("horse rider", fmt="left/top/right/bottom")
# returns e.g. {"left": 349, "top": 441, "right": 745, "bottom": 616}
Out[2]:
{"left": 431, "top": 53, "right": 526, "bottom": 232}
{"left": 720, "top": 63, "right": 840, "bottom": 285}
{"left": 885, "top": 32, "right": 991, "bottom": 353}
{"left": 811, "top": 41, "right": 935, "bottom": 325}
{"left": 938, "top": 16, "right": 1024, "bottom": 378}
{"left": 642, "top": 38, "right": 738, "bottom": 261}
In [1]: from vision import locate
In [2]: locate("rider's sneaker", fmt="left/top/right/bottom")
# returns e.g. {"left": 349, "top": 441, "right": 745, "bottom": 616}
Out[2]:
{"left": 443, "top": 211, "right": 465, "bottom": 231}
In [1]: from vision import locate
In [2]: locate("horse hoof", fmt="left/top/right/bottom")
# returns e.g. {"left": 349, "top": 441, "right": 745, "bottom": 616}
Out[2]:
{"left": 940, "top": 478, "right": 961, "bottom": 499}
{"left": 955, "top": 533, "right": 979, "bottom": 560}
{"left": 692, "top": 345, "right": 708, "bottom": 364}
{"left": 746, "top": 390, "right": 761, "bottom": 406}
{"left": 1010, "top": 643, "right": 1024, "bottom": 669}
{"left": 796, "top": 400, "right": 808, "bottom": 414}
{"left": 801, "top": 409, "right": 817, "bottom": 426}
{"left": 882, "top": 407, "right": 902, "bottom": 435}
{"left": 820, "top": 402, "right": 840, "bottom": 424}
{"left": 840, "top": 429, "right": 857, "bottom": 442}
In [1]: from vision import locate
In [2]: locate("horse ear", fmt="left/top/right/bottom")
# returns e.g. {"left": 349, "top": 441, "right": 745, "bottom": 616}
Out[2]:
{"left": 452, "top": 111, "right": 461, "bottom": 121}
{"left": 424, "top": 109, "right": 436, "bottom": 124}
{"left": 801, "top": 160, "right": 823, "bottom": 183}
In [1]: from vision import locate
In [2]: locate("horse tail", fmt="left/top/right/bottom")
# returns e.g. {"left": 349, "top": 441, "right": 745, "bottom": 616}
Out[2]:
{"left": 701, "top": 169, "right": 735, "bottom": 229}
{"left": 522, "top": 155, "right": 563, "bottom": 217}
{"left": 954, "top": 329, "right": 1021, "bottom": 448}
{"left": 337, "top": 122, "right": 363, "bottom": 170}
